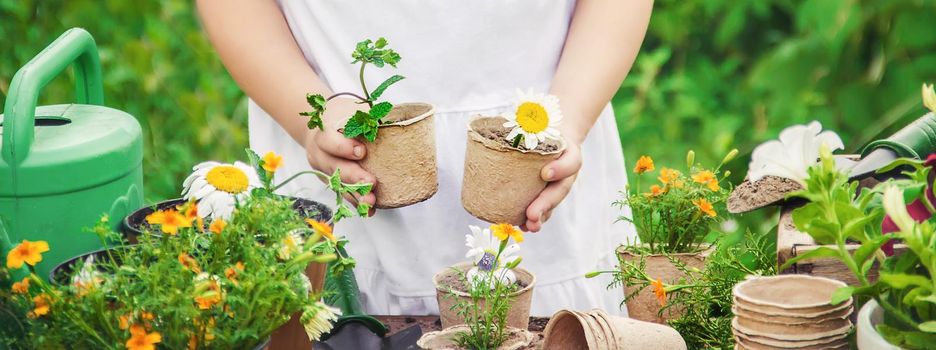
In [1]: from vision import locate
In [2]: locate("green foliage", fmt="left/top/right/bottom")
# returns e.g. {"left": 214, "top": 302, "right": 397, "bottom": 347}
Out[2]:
{"left": 351, "top": 38, "right": 401, "bottom": 68}
{"left": 618, "top": 150, "right": 735, "bottom": 253}
{"left": 300, "top": 94, "right": 327, "bottom": 131}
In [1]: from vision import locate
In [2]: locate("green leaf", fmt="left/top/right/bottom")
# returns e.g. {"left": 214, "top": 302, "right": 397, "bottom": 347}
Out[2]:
{"left": 369, "top": 102, "right": 393, "bottom": 120}
{"left": 300, "top": 93, "right": 327, "bottom": 130}
{"left": 375, "top": 37, "right": 387, "bottom": 48}
{"left": 879, "top": 272, "right": 932, "bottom": 290}
{"left": 877, "top": 158, "right": 925, "bottom": 174}
{"left": 345, "top": 182, "right": 373, "bottom": 196}
{"left": 356, "top": 202, "right": 372, "bottom": 217}
{"left": 343, "top": 110, "right": 377, "bottom": 140}
{"left": 920, "top": 322, "right": 936, "bottom": 333}
{"left": 328, "top": 168, "right": 343, "bottom": 191}
{"left": 829, "top": 286, "right": 855, "bottom": 305}
{"left": 370, "top": 75, "right": 404, "bottom": 101}
{"left": 853, "top": 234, "right": 892, "bottom": 269}
{"left": 244, "top": 148, "right": 269, "bottom": 184}
{"left": 778, "top": 247, "right": 840, "bottom": 272}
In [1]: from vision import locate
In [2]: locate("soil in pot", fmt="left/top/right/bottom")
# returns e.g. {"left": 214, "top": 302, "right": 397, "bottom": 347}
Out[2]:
{"left": 461, "top": 116, "right": 565, "bottom": 226}
{"left": 359, "top": 102, "right": 438, "bottom": 209}
{"left": 416, "top": 325, "right": 537, "bottom": 350}
{"left": 616, "top": 246, "right": 710, "bottom": 324}
{"left": 434, "top": 262, "right": 536, "bottom": 330}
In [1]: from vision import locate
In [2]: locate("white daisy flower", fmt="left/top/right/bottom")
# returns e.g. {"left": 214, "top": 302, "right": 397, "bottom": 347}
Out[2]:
{"left": 182, "top": 161, "right": 261, "bottom": 220}
{"left": 502, "top": 88, "right": 563, "bottom": 150}
{"left": 747, "top": 121, "right": 843, "bottom": 184}
{"left": 277, "top": 229, "right": 306, "bottom": 260}
{"left": 301, "top": 301, "right": 342, "bottom": 341}
{"left": 464, "top": 225, "right": 520, "bottom": 288}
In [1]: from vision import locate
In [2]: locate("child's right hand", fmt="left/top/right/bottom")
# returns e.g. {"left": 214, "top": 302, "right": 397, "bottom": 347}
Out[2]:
{"left": 303, "top": 97, "right": 378, "bottom": 210}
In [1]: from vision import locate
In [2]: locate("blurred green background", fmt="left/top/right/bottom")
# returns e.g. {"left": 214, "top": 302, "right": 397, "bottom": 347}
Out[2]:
{"left": 2, "top": 0, "right": 935, "bottom": 231}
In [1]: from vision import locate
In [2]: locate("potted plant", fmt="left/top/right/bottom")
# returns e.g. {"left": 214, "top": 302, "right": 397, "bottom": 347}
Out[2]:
{"left": 606, "top": 149, "right": 735, "bottom": 323}
{"left": 461, "top": 90, "right": 566, "bottom": 225}
{"left": 301, "top": 37, "right": 437, "bottom": 209}
{"left": 421, "top": 224, "right": 536, "bottom": 349}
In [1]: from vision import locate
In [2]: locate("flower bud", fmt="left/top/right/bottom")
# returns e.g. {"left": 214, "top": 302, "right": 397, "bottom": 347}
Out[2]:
{"left": 721, "top": 149, "right": 739, "bottom": 165}
{"left": 585, "top": 271, "right": 602, "bottom": 279}
{"left": 686, "top": 150, "right": 696, "bottom": 169}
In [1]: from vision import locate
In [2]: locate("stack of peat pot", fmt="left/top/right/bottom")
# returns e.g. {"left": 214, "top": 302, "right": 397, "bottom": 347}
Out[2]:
{"left": 732, "top": 275, "right": 854, "bottom": 349}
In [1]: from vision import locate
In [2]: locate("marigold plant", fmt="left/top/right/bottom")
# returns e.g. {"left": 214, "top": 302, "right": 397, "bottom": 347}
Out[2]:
{"left": 617, "top": 149, "right": 737, "bottom": 254}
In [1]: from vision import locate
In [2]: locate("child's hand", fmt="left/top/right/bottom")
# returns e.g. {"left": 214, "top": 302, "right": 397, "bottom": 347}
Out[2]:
{"left": 523, "top": 141, "right": 582, "bottom": 232}
{"left": 303, "top": 98, "right": 377, "bottom": 210}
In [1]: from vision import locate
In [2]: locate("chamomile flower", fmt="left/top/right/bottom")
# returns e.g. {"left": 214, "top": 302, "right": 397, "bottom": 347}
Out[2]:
{"left": 301, "top": 301, "right": 342, "bottom": 341}
{"left": 464, "top": 225, "right": 520, "bottom": 287}
{"left": 277, "top": 230, "right": 305, "bottom": 260}
{"left": 182, "top": 161, "right": 261, "bottom": 220}
{"left": 502, "top": 89, "right": 563, "bottom": 150}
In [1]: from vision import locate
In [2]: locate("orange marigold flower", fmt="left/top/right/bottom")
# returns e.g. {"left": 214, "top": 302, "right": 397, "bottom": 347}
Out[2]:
{"left": 306, "top": 219, "right": 336, "bottom": 242}
{"left": 644, "top": 184, "right": 665, "bottom": 198}
{"left": 11, "top": 277, "right": 30, "bottom": 294}
{"left": 178, "top": 253, "right": 202, "bottom": 274}
{"left": 658, "top": 168, "right": 681, "bottom": 185}
{"left": 178, "top": 202, "right": 204, "bottom": 232}
{"left": 651, "top": 279, "right": 667, "bottom": 307}
{"left": 6, "top": 240, "right": 50, "bottom": 269}
{"left": 119, "top": 314, "right": 130, "bottom": 330}
{"left": 491, "top": 223, "right": 524, "bottom": 243}
{"left": 225, "top": 262, "right": 245, "bottom": 284}
{"left": 209, "top": 219, "right": 226, "bottom": 235}
{"left": 126, "top": 324, "right": 161, "bottom": 350}
{"left": 692, "top": 170, "right": 720, "bottom": 191}
{"left": 141, "top": 311, "right": 155, "bottom": 321}
{"left": 194, "top": 278, "right": 223, "bottom": 310}
{"left": 147, "top": 209, "right": 192, "bottom": 235}
{"left": 693, "top": 198, "right": 717, "bottom": 217}
{"left": 634, "top": 156, "right": 655, "bottom": 174}
{"left": 32, "top": 294, "right": 50, "bottom": 317}
{"left": 262, "top": 151, "right": 283, "bottom": 173}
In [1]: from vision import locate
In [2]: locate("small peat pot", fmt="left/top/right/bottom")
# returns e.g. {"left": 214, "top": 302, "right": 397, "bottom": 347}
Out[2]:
{"left": 542, "top": 309, "right": 687, "bottom": 350}
{"left": 359, "top": 102, "right": 438, "bottom": 209}
{"left": 856, "top": 300, "right": 900, "bottom": 350}
{"left": 433, "top": 262, "right": 535, "bottom": 330}
{"left": 461, "top": 116, "right": 565, "bottom": 225}
{"left": 416, "top": 325, "right": 536, "bottom": 350}
{"left": 616, "top": 246, "right": 710, "bottom": 323}
{"left": 731, "top": 275, "right": 854, "bottom": 348}
{"left": 122, "top": 197, "right": 332, "bottom": 243}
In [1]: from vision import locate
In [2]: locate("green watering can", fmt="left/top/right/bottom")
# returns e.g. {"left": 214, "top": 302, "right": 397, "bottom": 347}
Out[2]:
{"left": 0, "top": 28, "right": 143, "bottom": 280}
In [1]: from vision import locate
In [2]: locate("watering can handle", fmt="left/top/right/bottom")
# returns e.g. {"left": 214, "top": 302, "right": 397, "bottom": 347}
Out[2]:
{"left": 1, "top": 28, "right": 104, "bottom": 165}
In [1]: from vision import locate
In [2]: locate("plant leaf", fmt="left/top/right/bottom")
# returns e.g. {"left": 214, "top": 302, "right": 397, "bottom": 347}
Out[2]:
{"left": 370, "top": 75, "right": 405, "bottom": 101}
{"left": 244, "top": 148, "right": 269, "bottom": 184}
{"left": 778, "top": 246, "right": 839, "bottom": 272}
{"left": 879, "top": 272, "right": 933, "bottom": 290}
{"left": 920, "top": 321, "right": 936, "bottom": 333}
{"left": 829, "top": 286, "right": 855, "bottom": 305}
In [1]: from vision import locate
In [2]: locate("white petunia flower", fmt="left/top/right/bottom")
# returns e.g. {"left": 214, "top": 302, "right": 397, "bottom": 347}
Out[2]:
{"left": 748, "top": 121, "right": 843, "bottom": 184}
{"left": 182, "top": 161, "right": 261, "bottom": 220}
{"left": 502, "top": 88, "right": 563, "bottom": 150}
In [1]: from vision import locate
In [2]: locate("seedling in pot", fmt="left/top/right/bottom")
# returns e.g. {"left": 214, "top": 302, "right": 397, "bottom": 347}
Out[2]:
{"left": 301, "top": 37, "right": 405, "bottom": 142}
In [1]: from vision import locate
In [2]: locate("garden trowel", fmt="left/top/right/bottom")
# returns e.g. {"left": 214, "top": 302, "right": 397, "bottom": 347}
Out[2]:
{"left": 846, "top": 112, "right": 936, "bottom": 180}
{"left": 314, "top": 248, "right": 423, "bottom": 350}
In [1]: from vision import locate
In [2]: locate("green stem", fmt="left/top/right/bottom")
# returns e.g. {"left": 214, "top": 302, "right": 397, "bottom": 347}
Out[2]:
{"left": 272, "top": 170, "right": 328, "bottom": 191}
{"left": 511, "top": 135, "right": 522, "bottom": 148}
{"left": 358, "top": 62, "right": 373, "bottom": 108}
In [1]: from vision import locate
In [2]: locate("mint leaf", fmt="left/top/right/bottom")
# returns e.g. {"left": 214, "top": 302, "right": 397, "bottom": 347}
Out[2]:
{"left": 370, "top": 75, "right": 404, "bottom": 101}
{"left": 300, "top": 93, "right": 327, "bottom": 130}
{"left": 375, "top": 37, "right": 387, "bottom": 48}
{"left": 343, "top": 110, "right": 380, "bottom": 142}
{"left": 369, "top": 102, "right": 393, "bottom": 120}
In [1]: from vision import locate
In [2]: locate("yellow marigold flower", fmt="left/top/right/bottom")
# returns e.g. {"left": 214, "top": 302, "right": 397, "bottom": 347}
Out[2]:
{"left": 178, "top": 253, "right": 202, "bottom": 274}
{"left": 634, "top": 156, "right": 655, "bottom": 174}
{"left": 119, "top": 314, "right": 130, "bottom": 330}
{"left": 491, "top": 223, "right": 524, "bottom": 243}
{"left": 651, "top": 279, "right": 667, "bottom": 307}
{"left": 7, "top": 240, "right": 50, "bottom": 269}
{"left": 126, "top": 324, "right": 161, "bottom": 350}
{"left": 306, "top": 219, "right": 336, "bottom": 242}
{"left": 209, "top": 219, "right": 226, "bottom": 235}
{"left": 11, "top": 277, "right": 30, "bottom": 294}
{"left": 262, "top": 151, "right": 283, "bottom": 173}
{"left": 658, "top": 168, "right": 681, "bottom": 185}
{"left": 693, "top": 198, "right": 717, "bottom": 217}
{"left": 31, "top": 294, "right": 50, "bottom": 317}
{"left": 146, "top": 209, "right": 192, "bottom": 235}
{"left": 644, "top": 184, "right": 665, "bottom": 198}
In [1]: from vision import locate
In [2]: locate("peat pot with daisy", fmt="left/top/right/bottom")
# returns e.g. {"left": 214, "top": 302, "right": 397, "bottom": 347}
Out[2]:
{"left": 461, "top": 90, "right": 566, "bottom": 225}
{"left": 302, "top": 37, "right": 437, "bottom": 209}
{"left": 432, "top": 224, "right": 536, "bottom": 332}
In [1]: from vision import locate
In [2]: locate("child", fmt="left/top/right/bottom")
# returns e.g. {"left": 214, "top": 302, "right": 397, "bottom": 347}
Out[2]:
{"left": 198, "top": 0, "right": 652, "bottom": 316}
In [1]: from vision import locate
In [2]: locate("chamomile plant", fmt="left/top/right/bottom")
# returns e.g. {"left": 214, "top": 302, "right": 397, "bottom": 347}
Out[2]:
{"left": 501, "top": 89, "right": 563, "bottom": 150}
{"left": 301, "top": 37, "right": 405, "bottom": 142}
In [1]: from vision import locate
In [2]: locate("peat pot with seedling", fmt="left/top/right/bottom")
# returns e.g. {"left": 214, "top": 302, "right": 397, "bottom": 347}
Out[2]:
{"left": 302, "top": 37, "right": 437, "bottom": 209}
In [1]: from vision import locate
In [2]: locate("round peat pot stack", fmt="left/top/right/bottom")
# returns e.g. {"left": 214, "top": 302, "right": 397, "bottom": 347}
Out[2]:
{"left": 0, "top": 28, "right": 143, "bottom": 280}
{"left": 731, "top": 275, "right": 853, "bottom": 349}
{"left": 360, "top": 102, "right": 438, "bottom": 209}
{"left": 461, "top": 116, "right": 565, "bottom": 225}
{"left": 541, "top": 309, "right": 687, "bottom": 350}
{"left": 433, "top": 262, "right": 535, "bottom": 330}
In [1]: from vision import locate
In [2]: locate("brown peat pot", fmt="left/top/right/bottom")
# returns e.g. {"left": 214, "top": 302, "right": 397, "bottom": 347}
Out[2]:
{"left": 416, "top": 325, "right": 536, "bottom": 350}
{"left": 433, "top": 262, "right": 535, "bottom": 330}
{"left": 616, "top": 246, "right": 711, "bottom": 323}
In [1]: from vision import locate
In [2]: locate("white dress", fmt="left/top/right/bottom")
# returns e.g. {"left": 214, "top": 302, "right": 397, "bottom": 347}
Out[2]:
{"left": 249, "top": 0, "right": 636, "bottom": 317}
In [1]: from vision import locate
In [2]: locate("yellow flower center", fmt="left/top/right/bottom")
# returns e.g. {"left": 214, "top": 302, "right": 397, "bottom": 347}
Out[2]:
{"left": 206, "top": 166, "right": 249, "bottom": 194}
{"left": 515, "top": 102, "right": 549, "bottom": 133}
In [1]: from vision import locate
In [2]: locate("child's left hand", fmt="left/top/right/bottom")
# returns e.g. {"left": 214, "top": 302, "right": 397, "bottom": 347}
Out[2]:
{"left": 523, "top": 141, "right": 582, "bottom": 232}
